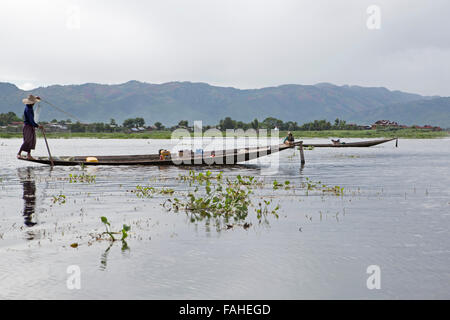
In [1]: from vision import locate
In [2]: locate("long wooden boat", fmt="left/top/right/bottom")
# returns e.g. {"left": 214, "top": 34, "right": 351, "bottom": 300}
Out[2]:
{"left": 18, "top": 141, "right": 303, "bottom": 166}
{"left": 302, "top": 138, "right": 397, "bottom": 148}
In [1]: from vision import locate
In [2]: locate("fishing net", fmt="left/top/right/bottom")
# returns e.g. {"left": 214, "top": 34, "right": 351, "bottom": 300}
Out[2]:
{"left": 34, "top": 102, "right": 41, "bottom": 122}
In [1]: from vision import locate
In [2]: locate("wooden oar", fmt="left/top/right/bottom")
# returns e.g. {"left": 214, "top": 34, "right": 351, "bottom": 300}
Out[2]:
{"left": 40, "top": 127, "right": 54, "bottom": 167}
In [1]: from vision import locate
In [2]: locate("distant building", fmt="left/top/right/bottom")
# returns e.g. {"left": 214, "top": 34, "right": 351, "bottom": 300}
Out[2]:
{"left": 372, "top": 120, "right": 442, "bottom": 131}
{"left": 129, "top": 127, "right": 146, "bottom": 133}
{"left": 46, "top": 123, "right": 68, "bottom": 132}
{"left": 372, "top": 120, "right": 399, "bottom": 129}
{"left": 413, "top": 125, "right": 442, "bottom": 131}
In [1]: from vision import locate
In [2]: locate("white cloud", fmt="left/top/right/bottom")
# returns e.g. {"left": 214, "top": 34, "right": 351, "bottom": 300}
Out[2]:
{"left": 17, "top": 82, "right": 37, "bottom": 91}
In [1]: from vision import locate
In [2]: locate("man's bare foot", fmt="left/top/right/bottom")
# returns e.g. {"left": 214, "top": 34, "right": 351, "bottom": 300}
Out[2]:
{"left": 17, "top": 154, "right": 22, "bottom": 159}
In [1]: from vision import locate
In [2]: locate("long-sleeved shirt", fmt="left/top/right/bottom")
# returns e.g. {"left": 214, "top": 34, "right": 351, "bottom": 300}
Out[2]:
{"left": 23, "top": 105, "right": 39, "bottom": 127}
{"left": 283, "top": 135, "right": 294, "bottom": 143}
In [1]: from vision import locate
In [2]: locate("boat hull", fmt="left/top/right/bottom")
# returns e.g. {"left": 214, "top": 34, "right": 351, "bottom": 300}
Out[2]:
{"left": 302, "top": 138, "right": 396, "bottom": 148}
{"left": 18, "top": 142, "right": 299, "bottom": 166}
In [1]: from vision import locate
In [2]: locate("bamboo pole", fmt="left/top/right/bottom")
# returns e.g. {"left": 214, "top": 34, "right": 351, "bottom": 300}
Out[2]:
{"left": 41, "top": 127, "right": 54, "bottom": 167}
{"left": 299, "top": 141, "right": 305, "bottom": 165}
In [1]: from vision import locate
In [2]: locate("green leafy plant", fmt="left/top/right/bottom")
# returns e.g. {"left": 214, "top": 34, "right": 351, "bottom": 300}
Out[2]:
{"left": 69, "top": 173, "right": 96, "bottom": 183}
{"left": 273, "top": 180, "right": 290, "bottom": 190}
{"left": 132, "top": 185, "right": 175, "bottom": 198}
{"left": 100, "top": 216, "right": 130, "bottom": 241}
{"left": 52, "top": 193, "right": 66, "bottom": 204}
{"left": 164, "top": 172, "right": 280, "bottom": 228}
{"left": 302, "top": 178, "right": 344, "bottom": 196}
{"left": 177, "top": 170, "right": 223, "bottom": 185}
{"left": 256, "top": 199, "right": 280, "bottom": 220}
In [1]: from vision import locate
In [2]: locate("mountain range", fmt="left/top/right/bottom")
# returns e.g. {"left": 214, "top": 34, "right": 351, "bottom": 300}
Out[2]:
{"left": 0, "top": 81, "right": 449, "bottom": 127}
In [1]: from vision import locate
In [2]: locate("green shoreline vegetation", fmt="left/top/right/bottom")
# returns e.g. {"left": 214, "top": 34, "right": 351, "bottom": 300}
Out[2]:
{"left": 1, "top": 112, "right": 448, "bottom": 139}
{"left": 0, "top": 128, "right": 447, "bottom": 139}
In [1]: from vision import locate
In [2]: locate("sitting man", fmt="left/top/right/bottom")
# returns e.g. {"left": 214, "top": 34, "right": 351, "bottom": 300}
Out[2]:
{"left": 331, "top": 139, "right": 341, "bottom": 145}
{"left": 283, "top": 131, "right": 295, "bottom": 145}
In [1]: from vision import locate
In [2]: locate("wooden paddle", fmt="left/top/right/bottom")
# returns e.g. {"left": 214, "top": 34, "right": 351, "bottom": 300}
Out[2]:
{"left": 40, "top": 127, "right": 54, "bottom": 167}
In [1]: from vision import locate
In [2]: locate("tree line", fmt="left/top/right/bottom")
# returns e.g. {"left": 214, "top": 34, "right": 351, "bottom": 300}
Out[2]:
{"left": 216, "top": 117, "right": 366, "bottom": 131}
{"left": 0, "top": 112, "right": 22, "bottom": 126}
{"left": 1, "top": 111, "right": 367, "bottom": 132}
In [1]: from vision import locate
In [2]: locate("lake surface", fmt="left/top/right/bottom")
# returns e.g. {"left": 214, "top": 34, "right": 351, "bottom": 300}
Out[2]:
{"left": 0, "top": 138, "right": 449, "bottom": 299}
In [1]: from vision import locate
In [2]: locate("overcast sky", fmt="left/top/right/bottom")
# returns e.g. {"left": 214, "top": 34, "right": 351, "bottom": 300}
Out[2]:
{"left": 1, "top": 0, "right": 449, "bottom": 96}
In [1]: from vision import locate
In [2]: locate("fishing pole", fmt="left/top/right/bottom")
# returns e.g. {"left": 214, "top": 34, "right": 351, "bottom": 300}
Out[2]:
{"left": 39, "top": 98, "right": 82, "bottom": 122}
{"left": 40, "top": 127, "right": 54, "bottom": 167}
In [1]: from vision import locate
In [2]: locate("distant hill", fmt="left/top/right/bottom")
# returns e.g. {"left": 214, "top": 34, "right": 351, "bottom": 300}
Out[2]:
{"left": 1, "top": 81, "right": 448, "bottom": 127}
{"left": 366, "top": 97, "right": 450, "bottom": 127}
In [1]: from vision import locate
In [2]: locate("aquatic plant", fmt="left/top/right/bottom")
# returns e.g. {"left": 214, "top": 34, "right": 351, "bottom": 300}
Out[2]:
{"left": 52, "top": 193, "right": 66, "bottom": 205}
{"left": 68, "top": 173, "right": 96, "bottom": 183}
{"left": 256, "top": 200, "right": 280, "bottom": 220}
{"left": 301, "top": 178, "right": 344, "bottom": 196}
{"left": 322, "top": 185, "right": 345, "bottom": 196}
{"left": 131, "top": 185, "right": 175, "bottom": 198}
{"left": 164, "top": 172, "right": 280, "bottom": 228}
{"left": 273, "top": 180, "right": 291, "bottom": 190}
{"left": 100, "top": 216, "right": 130, "bottom": 242}
{"left": 234, "top": 175, "right": 263, "bottom": 187}
{"left": 165, "top": 181, "right": 252, "bottom": 223}
{"left": 177, "top": 170, "right": 222, "bottom": 185}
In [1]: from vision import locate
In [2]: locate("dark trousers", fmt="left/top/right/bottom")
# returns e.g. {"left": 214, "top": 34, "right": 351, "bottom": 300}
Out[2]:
{"left": 19, "top": 125, "right": 36, "bottom": 153}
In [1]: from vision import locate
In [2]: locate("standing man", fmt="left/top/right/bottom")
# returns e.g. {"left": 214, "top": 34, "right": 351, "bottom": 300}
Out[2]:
{"left": 17, "top": 95, "right": 43, "bottom": 160}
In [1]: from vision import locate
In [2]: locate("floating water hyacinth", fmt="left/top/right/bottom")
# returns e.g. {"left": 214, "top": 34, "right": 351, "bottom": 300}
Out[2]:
{"left": 164, "top": 171, "right": 280, "bottom": 229}
{"left": 100, "top": 216, "right": 130, "bottom": 242}
{"left": 68, "top": 173, "right": 96, "bottom": 183}
{"left": 52, "top": 193, "right": 66, "bottom": 205}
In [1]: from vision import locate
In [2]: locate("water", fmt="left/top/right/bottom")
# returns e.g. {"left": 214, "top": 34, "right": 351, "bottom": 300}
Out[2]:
{"left": 0, "top": 138, "right": 449, "bottom": 299}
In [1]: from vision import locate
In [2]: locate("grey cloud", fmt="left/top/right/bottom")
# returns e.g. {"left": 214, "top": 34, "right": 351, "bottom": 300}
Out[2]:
{"left": 0, "top": 0, "right": 449, "bottom": 96}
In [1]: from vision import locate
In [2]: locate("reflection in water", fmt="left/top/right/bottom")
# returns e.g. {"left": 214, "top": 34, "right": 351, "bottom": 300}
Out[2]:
{"left": 18, "top": 168, "right": 37, "bottom": 227}
{"left": 99, "top": 240, "right": 130, "bottom": 271}
{"left": 100, "top": 243, "right": 113, "bottom": 271}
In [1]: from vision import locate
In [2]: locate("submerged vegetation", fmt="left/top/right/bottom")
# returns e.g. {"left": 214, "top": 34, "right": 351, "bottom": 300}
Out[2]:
{"left": 132, "top": 185, "right": 175, "bottom": 198}
{"left": 9, "top": 166, "right": 350, "bottom": 255}
{"left": 164, "top": 171, "right": 279, "bottom": 229}
{"left": 131, "top": 171, "right": 279, "bottom": 229}
{"left": 130, "top": 171, "right": 346, "bottom": 230}
{"left": 177, "top": 170, "right": 223, "bottom": 185}
{"left": 52, "top": 193, "right": 66, "bottom": 205}
{"left": 124, "top": 166, "right": 353, "bottom": 231}
{"left": 273, "top": 180, "right": 291, "bottom": 190}
{"left": 302, "top": 178, "right": 345, "bottom": 196}
{"left": 68, "top": 173, "right": 96, "bottom": 184}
